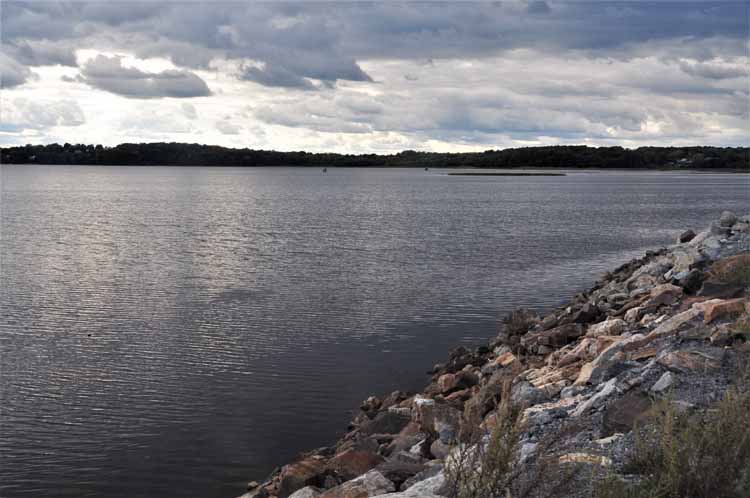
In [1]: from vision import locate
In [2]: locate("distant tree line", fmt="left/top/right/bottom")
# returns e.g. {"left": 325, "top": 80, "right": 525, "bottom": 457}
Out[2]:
{"left": 1, "top": 143, "right": 748, "bottom": 169}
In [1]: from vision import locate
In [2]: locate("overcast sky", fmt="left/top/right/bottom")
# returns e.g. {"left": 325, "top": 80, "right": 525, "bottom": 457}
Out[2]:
{"left": 1, "top": 1, "right": 748, "bottom": 152}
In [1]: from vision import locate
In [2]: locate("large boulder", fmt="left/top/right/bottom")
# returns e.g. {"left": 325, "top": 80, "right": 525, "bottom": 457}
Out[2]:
{"left": 328, "top": 449, "right": 385, "bottom": 481}
{"left": 360, "top": 410, "right": 412, "bottom": 436}
{"left": 375, "top": 452, "right": 425, "bottom": 489}
{"left": 671, "top": 247, "right": 705, "bottom": 273}
{"left": 371, "top": 472, "right": 446, "bottom": 498}
{"left": 657, "top": 350, "right": 721, "bottom": 373}
{"left": 520, "top": 323, "right": 585, "bottom": 354}
{"left": 678, "top": 229, "right": 696, "bottom": 243}
{"left": 719, "top": 211, "right": 738, "bottom": 227}
{"left": 510, "top": 380, "right": 549, "bottom": 408}
{"left": 414, "top": 398, "right": 461, "bottom": 444}
{"left": 651, "top": 372, "right": 676, "bottom": 394}
{"left": 278, "top": 456, "right": 330, "bottom": 498}
{"left": 703, "top": 298, "right": 748, "bottom": 324}
{"left": 602, "top": 391, "right": 652, "bottom": 437}
{"left": 647, "top": 284, "right": 684, "bottom": 306}
{"left": 698, "top": 281, "right": 746, "bottom": 299}
{"left": 673, "top": 269, "right": 705, "bottom": 294}
{"left": 559, "top": 302, "right": 602, "bottom": 326}
{"left": 436, "top": 370, "right": 478, "bottom": 394}
{"left": 385, "top": 421, "right": 425, "bottom": 456}
{"left": 318, "top": 471, "right": 395, "bottom": 498}
{"left": 586, "top": 318, "right": 626, "bottom": 338}
{"left": 288, "top": 487, "right": 323, "bottom": 498}
{"left": 650, "top": 308, "right": 701, "bottom": 336}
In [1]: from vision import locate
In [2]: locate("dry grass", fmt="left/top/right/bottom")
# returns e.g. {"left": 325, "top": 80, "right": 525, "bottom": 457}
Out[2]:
{"left": 500, "top": 309, "right": 538, "bottom": 355}
{"left": 445, "top": 382, "right": 578, "bottom": 498}
{"left": 594, "top": 371, "right": 750, "bottom": 498}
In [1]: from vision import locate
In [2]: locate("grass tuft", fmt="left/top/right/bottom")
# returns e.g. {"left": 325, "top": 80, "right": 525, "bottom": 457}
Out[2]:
{"left": 594, "top": 372, "right": 750, "bottom": 498}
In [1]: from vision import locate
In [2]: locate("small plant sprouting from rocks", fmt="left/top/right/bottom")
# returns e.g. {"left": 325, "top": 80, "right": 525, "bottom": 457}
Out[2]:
{"left": 445, "top": 382, "right": 577, "bottom": 498}
{"left": 445, "top": 393, "right": 522, "bottom": 498}
{"left": 502, "top": 309, "right": 537, "bottom": 336}
{"left": 499, "top": 309, "right": 538, "bottom": 353}
{"left": 594, "top": 372, "right": 750, "bottom": 498}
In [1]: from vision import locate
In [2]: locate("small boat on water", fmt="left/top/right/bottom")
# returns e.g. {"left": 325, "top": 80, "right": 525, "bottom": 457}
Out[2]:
{"left": 323, "top": 168, "right": 327, "bottom": 172}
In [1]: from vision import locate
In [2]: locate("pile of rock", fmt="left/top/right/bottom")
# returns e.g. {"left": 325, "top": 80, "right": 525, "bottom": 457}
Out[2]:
{"left": 239, "top": 211, "right": 750, "bottom": 498}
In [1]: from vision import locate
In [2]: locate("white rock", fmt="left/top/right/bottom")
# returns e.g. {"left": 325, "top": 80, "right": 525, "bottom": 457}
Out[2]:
{"left": 595, "top": 433, "right": 623, "bottom": 446}
{"left": 409, "top": 439, "right": 427, "bottom": 455}
{"left": 350, "top": 470, "right": 396, "bottom": 497}
{"left": 571, "top": 377, "right": 618, "bottom": 417}
{"left": 400, "top": 472, "right": 446, "bottom": 496}
{"left": 520, "top": 442, "right": 539, "bottom": 463}
{"left": 651, "top": 372, "right": 675, "bottom": 394}
{"left": 587, "top": 318, "right": 626, "bottom": 337}
{"left": 624, "top": 306, "right": 644, "bottom": 323}
{"left": 288, "top": 487, "right": 322, "bottom": 498}
{"left": 650, "top": 308, "right": 700, "bottom": 336}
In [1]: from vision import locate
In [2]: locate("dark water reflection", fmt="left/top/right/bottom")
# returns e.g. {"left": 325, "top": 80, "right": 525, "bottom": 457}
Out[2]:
{"left": 1, "top": 166, "right": 748, "bottom": 498}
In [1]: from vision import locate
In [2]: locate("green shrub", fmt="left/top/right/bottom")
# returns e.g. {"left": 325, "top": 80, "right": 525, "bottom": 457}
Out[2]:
{"left": 501, "top": 309, "right": 537, "bottom": 337}
{"left": 445, "top": 394, "right": 523, "bottom": 498}
{"left": 595, "top": 379, "right": 750, "bottom": 498}
{"left": 445, "top": 386, "right": 578, "bottom": 498}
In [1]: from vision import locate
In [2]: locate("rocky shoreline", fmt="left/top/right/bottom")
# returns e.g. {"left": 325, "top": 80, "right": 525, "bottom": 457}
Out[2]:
{"left": 239, "top": 211, "right": 750, "bottom": 498}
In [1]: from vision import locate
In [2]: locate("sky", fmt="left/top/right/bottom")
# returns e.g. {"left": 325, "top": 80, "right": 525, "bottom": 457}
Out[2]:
{"left": 1, "top": 1, "right": 749, "bottom": 153}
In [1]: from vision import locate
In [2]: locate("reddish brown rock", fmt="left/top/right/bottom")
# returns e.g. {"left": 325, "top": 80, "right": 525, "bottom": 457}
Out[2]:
{"left": 520, "top": 323, "right": 584, "bottom": 354}
{"left": 586, "top": 318, "right": 626, "bottom": 338}
{"left": 708, "top": 253, "right": 750, "bottom": 279}
{"left": 703, "top": 298, "right": 747, "bottom": 324}
{"left": 657, "top": 350, "right": 721, "bottom": 372}
{"left": 385, "top": 421, "right": 423, "bottom": 455}
{"left": 278, "top": 456, "right": 329, "bottom": 498}
{"left": 648, "top": 284, "right": 684, "bottom": 306}
{"left": 436, "top": 373, "right": 457, "bottom": 393}
{"left": 328, "top": 449, "right": 384, "bottom": 481}
{"left": 629, "top": 347, "right": 657, "bottom": 361}
{"left": 359, "top": 410, "right": 411, "bottom": 436}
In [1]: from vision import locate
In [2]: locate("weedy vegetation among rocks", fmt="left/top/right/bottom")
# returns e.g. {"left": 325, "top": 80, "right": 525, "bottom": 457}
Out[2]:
{"left": 239, "top": 212, "right": 750, "bottom": 498}
{"left": 594, "top": 370, "right": 750, "bottom": 498}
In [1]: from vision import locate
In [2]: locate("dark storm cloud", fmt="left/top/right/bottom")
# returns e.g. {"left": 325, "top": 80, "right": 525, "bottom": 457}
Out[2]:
{"left": 2, "top": 1, "right": 748, "bottom": 147}
{"left": 0, "top": 53, "right": 35, "bottom": 88}
{"left": 240, "top": 65, "right": 317, "bottom": 90}
{"left": 679, "top": 60, "right": 748, "bottom": 80}
{"left": 6, "top": 40, "right": 78, "bottom": 67}
{"left": 3, "top": 1, "right": 747, "bottom": 88}
{"left": 77, "top": 54, "right": 211, "bottom": 98}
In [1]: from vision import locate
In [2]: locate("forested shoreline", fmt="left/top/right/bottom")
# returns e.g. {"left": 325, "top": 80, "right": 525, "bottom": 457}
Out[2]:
{"left": 1, "top": 143, "right": 748, "bottom": 169}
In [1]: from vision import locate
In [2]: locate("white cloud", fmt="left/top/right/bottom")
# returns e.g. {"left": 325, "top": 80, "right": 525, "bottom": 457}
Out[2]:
{"left": 0, "top": 1, "right": 747, "bottom": 150}
{"left": 2, "top": 97, "right": 84, "bottom": 130}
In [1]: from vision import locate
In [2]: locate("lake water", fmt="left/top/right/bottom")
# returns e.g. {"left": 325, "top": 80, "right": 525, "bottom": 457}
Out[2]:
{"left": 1, "top": 166, "right": 748, "bottom": 498}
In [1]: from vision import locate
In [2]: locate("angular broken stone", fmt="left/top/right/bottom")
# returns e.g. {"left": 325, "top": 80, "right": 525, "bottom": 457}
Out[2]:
{"left": 650, "top": 371, "right": 676, "bottom": 394}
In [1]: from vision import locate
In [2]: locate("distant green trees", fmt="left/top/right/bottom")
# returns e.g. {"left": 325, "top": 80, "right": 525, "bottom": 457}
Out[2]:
{"left": 1, "top": 143, "right": 747, "bottom": 169}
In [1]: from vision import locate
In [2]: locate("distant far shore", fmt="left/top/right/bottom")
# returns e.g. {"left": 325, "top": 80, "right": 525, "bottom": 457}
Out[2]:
{"left": 447, "top": 172, "right": 566, "bottom": 176}
{"left": 2, "top": 143, "right": 748, "bottom": 170}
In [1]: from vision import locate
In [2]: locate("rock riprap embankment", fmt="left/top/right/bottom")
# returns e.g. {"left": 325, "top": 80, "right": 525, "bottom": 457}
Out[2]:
{"left": 238, "top": 212, "right": 750, "bottom": 498}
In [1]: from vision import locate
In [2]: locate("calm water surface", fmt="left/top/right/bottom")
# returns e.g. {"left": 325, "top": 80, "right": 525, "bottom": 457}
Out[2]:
{"left": 1, "top": 166, "right": 748, "bottom": 498}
